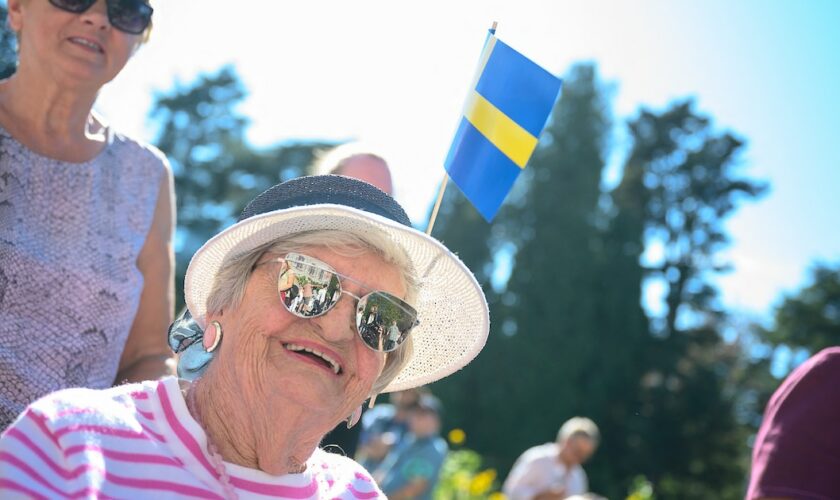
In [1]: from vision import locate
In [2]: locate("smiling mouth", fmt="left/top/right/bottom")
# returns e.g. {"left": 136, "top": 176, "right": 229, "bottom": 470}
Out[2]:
{"left": 283, "top": 343, "right": 342, "bottom": 375}
{"left": 68, "top": 37, "right": 104, "bottom": 54}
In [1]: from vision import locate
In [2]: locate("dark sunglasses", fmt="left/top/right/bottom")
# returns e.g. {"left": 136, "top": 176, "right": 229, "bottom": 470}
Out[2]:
{"left": 48, "top": 0, "right": 153, "bottom": 35}
{"left": 258, "top": 252, "right": 419, "bottom": 353}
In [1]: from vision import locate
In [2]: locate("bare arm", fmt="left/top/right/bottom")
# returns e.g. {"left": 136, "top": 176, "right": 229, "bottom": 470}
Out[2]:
{"left": 114, "top": 165, "right": 175, "bottom": 384}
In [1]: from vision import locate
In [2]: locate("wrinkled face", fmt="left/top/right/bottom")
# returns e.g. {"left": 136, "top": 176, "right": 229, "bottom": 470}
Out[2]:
{"left": 338, "top": 155, "right": 394, "bottom": 195}
{"left": 8, "top": 0, "right": 142, "bottom": 88}
{"left": 205, "top": 245, "right": 406, "bottom": 429}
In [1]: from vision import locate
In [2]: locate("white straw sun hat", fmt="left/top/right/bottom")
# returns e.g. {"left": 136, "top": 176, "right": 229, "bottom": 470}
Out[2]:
{"left": 183, "top": 175, "right": 489, "bottom": 392}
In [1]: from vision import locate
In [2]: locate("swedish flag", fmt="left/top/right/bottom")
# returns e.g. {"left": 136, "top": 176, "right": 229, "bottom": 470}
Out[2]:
{"left": 444, "top": 30, "right": 562, "bottom": 221}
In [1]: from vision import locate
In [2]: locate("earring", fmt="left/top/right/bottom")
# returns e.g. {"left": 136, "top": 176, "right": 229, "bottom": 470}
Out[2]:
{"left": 346, "top": 406, "right": 362, "bottom": 429}
{"left": 203, "top": 321, "right": 223, "bottom": 353}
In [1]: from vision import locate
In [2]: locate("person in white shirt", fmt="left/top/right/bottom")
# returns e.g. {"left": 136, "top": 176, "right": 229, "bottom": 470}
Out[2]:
{"left": 503, "top": 417, "right": 600, "bottom": 499}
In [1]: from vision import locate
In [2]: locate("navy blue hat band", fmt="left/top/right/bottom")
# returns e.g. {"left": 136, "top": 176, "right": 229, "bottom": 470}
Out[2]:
{"left": 238, "top": 175, "right": 411, "bottom": 227}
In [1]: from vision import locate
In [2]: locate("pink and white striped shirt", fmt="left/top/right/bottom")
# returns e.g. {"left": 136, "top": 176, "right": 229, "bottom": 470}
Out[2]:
{"left": 0, "top": 377, "right": 384, "bottom": 499}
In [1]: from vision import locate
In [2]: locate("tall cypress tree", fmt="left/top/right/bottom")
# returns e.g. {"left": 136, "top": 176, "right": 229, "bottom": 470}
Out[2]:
{"left": 495, "top": 62, "right": 611, "bottom": 467}
{"left": 586, "top": 114, "right": 652, "bottom": 494}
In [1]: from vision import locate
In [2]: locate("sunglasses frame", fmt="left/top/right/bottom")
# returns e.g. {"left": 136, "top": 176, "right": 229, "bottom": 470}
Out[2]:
{"left": 256, "top": 253, "right": 419, "bottom": 353}
{"left": 48, "top": 0, "right": 153, "bottom": 35}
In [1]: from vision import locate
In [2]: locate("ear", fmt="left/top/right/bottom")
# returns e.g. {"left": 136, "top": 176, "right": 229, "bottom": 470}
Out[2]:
{"left": 6, "top": 0, "right": 25, "bottom": 33}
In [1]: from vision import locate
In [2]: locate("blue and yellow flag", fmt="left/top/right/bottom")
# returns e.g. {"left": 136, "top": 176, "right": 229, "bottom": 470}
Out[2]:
{"left": 444, "top": 30, "right": 562, "bottom": 221}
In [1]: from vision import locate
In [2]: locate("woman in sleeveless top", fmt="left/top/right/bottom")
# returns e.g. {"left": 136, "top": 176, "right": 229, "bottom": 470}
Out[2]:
{"left": 0, "top": 0, "right": 173, "bottom": 429}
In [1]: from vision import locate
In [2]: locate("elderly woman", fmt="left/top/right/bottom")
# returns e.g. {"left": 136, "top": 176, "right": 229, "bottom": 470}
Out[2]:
{"left": 0, "top": 0, "right": 174, "bottom": 429}
{"left": 0, "top": 176, "right": 489, "bottom": 499}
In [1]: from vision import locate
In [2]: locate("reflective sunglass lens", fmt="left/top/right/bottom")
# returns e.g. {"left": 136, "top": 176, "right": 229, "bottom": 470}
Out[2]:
{"left": 356, "top": 292, "right": 417, "bottom": 352}
{"left": 279, "top": 254, "right": 342, "bottom": 318}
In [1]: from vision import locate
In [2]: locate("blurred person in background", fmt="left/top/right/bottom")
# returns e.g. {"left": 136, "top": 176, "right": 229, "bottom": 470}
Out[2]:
{"left": 0, "top": 0, "right": 173, "bottom": 430}
{"left": 503, "top": 417, "right": 600, "bottom": 500}
{"left": 747, "top": 347, "right": 840, "bottom": 499}
{"left": 374, "top": 393, "right": 448, "bottom": 500}
{"left": 356, "top": 386, "right": 424, "bottom": 470}
{"left": 311, "top": 141, "right": 394, "bottom": 195}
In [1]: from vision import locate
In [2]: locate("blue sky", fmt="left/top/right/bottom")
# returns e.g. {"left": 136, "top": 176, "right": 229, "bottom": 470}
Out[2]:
{"left": 57, "top": 0, "right": 840, "bottom": 319}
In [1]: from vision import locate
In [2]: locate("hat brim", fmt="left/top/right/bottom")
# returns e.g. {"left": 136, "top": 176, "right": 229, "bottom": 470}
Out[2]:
{"left": 184, "top": 204, "right": 490, "bottom": 392}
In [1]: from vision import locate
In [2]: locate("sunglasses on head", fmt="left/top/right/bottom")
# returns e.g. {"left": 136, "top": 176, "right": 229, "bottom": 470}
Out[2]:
{"left": 48, "top": 0, "right": 153, "bottom": 35}
{"left": 257, "top": 252, "right": 419, "bottom": 353}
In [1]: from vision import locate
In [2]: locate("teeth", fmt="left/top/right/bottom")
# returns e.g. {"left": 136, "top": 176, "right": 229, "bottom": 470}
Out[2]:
{"left": 284, "top": 343, "right": 341, "bottom": 374}
{"left": 70, "top": 37, "right": 101, "bottom": 51}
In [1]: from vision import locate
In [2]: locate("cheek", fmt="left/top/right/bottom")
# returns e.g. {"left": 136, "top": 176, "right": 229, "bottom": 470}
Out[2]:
{"left": 356, "top": 349, "right": 386, "bottom": 387}
{"left": 234, "top": 302, "right": 298, "bottom": 349}
{"left": 107, "top": 32, "right": 141, "bottom": 66}
{"left": 244, "top": 273, "right": 296, "bottom": 325}
{"left": 111, "top": 43, "right": 135, "bottom": 69}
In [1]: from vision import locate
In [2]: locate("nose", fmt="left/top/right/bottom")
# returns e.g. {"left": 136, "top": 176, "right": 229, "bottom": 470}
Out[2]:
{"left": 79, "top": 0, "right": 110, "bottom": 31}
{"left": 312, "top": 293, "right": 358, "bottom": 345}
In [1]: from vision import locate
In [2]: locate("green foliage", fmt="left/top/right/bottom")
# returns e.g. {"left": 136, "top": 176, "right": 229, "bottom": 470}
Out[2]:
{"left": 0, "top": 5, "right": 18, "bottom": 79}
{"left": 626, "top": 475, "right": 655, "bottom": 500}
{"left": 763, "top": 262, "right": 840, "bottom": 355}
{"left": 434, "top": 438, "right": 503, "bottom": 500}
{"left": 739, "top": 262, "right": 840, "bottom": 418}
{"left": 627, "top": 101, "right": 767, "bottom": 335}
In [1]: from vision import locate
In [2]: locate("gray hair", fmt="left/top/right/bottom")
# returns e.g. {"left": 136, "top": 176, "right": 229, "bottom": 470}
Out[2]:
{"left": 205, "top": 229, "right": 418, "bottom": 395}
{"left": 557, "top": 416, "right": 600, "bottom": 446}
